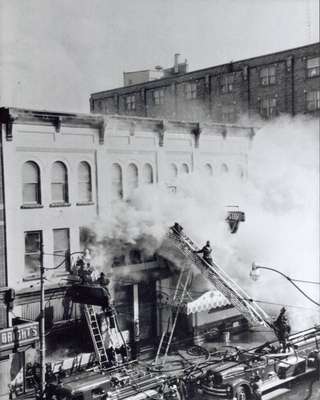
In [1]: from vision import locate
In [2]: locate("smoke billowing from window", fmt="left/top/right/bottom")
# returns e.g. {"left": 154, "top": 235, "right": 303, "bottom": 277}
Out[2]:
{"left": 85, "top": 115, "right": 319, "bottom": 330}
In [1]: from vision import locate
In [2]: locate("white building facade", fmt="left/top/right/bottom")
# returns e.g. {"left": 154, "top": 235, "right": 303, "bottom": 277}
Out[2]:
{"left": 0, "top": 107, "right": 253, "bottom": 398}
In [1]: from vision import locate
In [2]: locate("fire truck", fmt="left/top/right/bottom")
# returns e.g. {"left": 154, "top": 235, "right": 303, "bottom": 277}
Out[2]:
{"left": 155, "top": 224, "right": 320, "bottom": 399}
{"left": 47, "top": 223, "right": 320, "bottom": 400}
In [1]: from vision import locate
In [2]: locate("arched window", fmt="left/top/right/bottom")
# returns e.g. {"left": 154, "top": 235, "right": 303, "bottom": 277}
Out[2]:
{"left": 168, "top": 163, "right": 178, "bottom": 180}
{"left": 127, "top": 163, "right": 139, "bottom": 193}
{"left": 111, "top": 163, "right": 123, "bottom": 200}
{"left": 142, "top": 163, "right": 153, "bottom": 184}
{"left": 22, "top": 161, "right": 41, "bottom": 204}
{"left": 204, "top": 163, "right": 213, "bottom": 176}
{"left": 221, "top": 163, "right": 229, "bottom": 174}
{"left": 78, "top": 162, "right": 92, "bottom": 202}
{"left": 181, "top": 163, "right": 190, "bottom": 174}
{"left": 51, "top": 161, "right": 68, "bottom": 203}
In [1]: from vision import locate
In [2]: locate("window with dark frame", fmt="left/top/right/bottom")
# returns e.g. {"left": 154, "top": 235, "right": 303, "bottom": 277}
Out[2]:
{"left": 152, "top": 89, "right": 165, "bottom": 105}
{"left": 220, "top": 75, "right": 234, "bottom": 94}
{"left": 53, "top": 228, "right": 70, "bottom": 271}
{"left": 306, "top": 57, "right": 320, "bottom": 78}
{"left": 78, "top": 161, "right": 92, "bottom": 203}
{"left": 259, "top": 97, "right": 278, "bottom": 118}
{"left": 22, "top": 161, "right": 41, "bottom": 205}
{"left": 24, "top": 231, "right": 42, "bottom": 276}
{"left": 260, "top": 66, "right": 276, "bottom": 86}
{"left": 306, "top": 90, "right": 320, "bottom": 111}
{"left": 125, "top": 95, "right": 136, "bottom": 111}
{"left": 185, "top": 82, "right": 197, "bottom": 100}
{"left": 220, "top": 105, "right": 238, "bottom": 123}
{"left": 51, "top": 161, "right": 68, "bottom": 203}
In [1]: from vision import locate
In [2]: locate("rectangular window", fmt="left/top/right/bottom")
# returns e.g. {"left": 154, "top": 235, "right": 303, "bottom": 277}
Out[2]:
{"left": 260, "top": 97, "right": 278, "bottom": 118}
{"left": 25, "top": 231, "right": 42, "bottom": 276}
{"left": 220, "top": 75, "right": 234, "bottom": 94}
{"left": 185, "top": 82, "right": 197, "bottom": 100}
{"left": 220, "top": 106, "right": 237, "bottom": 123}
{"left": 306, "top": 90, "right": 320, "bottom": 111}
{"left": 53, "top": 228, "right": 70, "bottom": 271}
{"left": 260, "top": 66, "right": 276, "bottom": 86}
{"left": 125, "top": 95, "right": 136, "bottom": 111}
{"left": 307, "top": 57, "right": 320, "bottom": 78}
{"left": 152, "top": 89, "right": 164, "bottom": 105}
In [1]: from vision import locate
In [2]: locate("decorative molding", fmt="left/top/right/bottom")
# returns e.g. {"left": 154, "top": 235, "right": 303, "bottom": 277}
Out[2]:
{"left": 16, "top": 147, "right": 95, "bottom": 154}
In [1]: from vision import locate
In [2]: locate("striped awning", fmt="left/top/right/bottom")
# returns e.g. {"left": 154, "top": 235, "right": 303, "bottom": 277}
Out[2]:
{"left": 186, "top": 290, "right": 230, "bottom": 314}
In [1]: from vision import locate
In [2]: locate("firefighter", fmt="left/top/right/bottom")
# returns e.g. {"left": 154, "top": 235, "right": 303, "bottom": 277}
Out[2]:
{"left": 273, "top": 307, "right": 291, "bottom": 352}
{"left": 194, "top": 241, "right": 213, "bottom": 265}
{"left": 250, "top": 373, "right": 262, "bottom": 400}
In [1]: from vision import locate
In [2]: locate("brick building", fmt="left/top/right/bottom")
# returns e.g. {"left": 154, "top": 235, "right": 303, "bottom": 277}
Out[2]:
{"left": 90, "top": 43, "right": 320, "bottom": 122}
{"left": 0, "top": 107, "right": 254, "bottom": 398}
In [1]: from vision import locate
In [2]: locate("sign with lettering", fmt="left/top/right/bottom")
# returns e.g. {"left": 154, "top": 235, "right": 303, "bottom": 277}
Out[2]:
{"left": 0, "top": 322, "right": 39, "bottom": 352}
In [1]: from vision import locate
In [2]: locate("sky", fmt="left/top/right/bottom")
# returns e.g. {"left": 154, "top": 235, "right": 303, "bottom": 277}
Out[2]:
{"left": 0, "top": 0, "right": 319, "bottom": 113}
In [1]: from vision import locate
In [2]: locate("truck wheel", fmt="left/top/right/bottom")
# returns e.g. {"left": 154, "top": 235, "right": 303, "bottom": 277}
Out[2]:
{"left": 235, "top": 385, "right": 251, "bottom": 400}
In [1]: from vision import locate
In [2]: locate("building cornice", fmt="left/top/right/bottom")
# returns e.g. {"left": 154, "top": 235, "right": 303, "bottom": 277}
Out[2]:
{"left": 0, "top": 107, "right": 257, "bottom": 144}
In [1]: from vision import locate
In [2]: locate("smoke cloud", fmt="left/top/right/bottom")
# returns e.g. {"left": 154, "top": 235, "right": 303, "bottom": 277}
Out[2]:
{"left": 85, "top": 114, "right": 319, "bottom": 330}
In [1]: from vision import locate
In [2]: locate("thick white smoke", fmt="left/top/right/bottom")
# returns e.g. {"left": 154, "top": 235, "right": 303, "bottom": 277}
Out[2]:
{"left": 86, "top": 115, "right": 319, "bottom": 330}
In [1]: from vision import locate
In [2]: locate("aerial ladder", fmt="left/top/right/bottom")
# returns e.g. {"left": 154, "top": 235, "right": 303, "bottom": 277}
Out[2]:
{"left": 163, "top": 223, "right": 271, "bottom": 328}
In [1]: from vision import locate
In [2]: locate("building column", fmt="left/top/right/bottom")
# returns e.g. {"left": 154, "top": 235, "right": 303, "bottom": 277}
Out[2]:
{"left": 132, "top": 284, "right": 140, "bottom": 359}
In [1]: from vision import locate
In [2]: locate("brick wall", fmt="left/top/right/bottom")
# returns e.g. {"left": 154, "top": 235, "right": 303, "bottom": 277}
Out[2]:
{"left": 91, "top": 43, "right": 320, "bottom": 121}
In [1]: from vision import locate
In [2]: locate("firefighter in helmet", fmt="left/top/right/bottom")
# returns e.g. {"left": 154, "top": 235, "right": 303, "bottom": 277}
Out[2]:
{"left": 194, "top": 241, "right": 214, "bottom": 265}
{"left": 273, "top": 307, "right": 291, "bottom": 352}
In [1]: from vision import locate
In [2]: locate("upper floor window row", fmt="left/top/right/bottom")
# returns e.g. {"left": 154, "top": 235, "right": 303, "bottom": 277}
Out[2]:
{"left": 152, "top": 89, "right": 165, "bottom": 105}
{"left": 111, "top": 162, "right": 154, "bottom": 201}
{"left": 220, "top": 74, "right": 234, "bottom": 94}
{"left": 185, "top": 82, "right": 198, "bottom": 100}
{"left": 307, "top": 57, "right": 320, "bottom": 78}
{"left": 125, "top": 95, "right": 136, "bottom": 111}
{"left": 22, "top": 161, "right": 93, "bottom": 206}
{"left": 260, "top": 66, "right": 276, "bottom": 86}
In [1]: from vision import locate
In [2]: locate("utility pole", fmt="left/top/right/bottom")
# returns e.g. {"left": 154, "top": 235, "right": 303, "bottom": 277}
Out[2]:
{"left": 40, "top": 244, "right": 46, "bottom": 399}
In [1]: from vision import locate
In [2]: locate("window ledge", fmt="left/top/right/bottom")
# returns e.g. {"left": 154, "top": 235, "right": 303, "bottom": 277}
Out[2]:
{"left": 49, "top": 202, "right": 71, "bottom": 208}
{"left": 76, "top": 201, "right": 94, "bottom": 206}
{"left": 21, "top": 204, "right": 44, "bottom": 209}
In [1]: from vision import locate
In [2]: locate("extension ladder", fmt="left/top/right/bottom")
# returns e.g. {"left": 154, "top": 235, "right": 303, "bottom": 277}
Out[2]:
{"left": 155, "top": 268, "right": 193, "bottom": 366}
{"left": 83, "top": 304, "right": 110, "bottom": 370}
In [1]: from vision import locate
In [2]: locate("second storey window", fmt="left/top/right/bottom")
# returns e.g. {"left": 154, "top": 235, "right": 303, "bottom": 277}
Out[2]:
{"left": 53, "top": 228, "right": 70, "bottom": 270}
{"left": 22, "top": 161, "right": 41, "bottom": 205}
{"left": 25, "top": 231, "right": 42, "bottom": 276}
{"left": 51, "top": 161, "right": 68, "bottom": 203}
{"left": 306, "top": 90, "right": 320, "bottom": 111}
{"left": 185, "top": 82, "right": 197, "bottom": 100}
{"left": 307, "top": 57, "right": 320, "bottom": 78}
{"left": 152, "top": 89, "right": 164, "bottom": 105}
{"left": 260, "top": 66, "right": 276, "bottom": 86}
{"left": 220, "top": 75, "right": 234, "bottom": 93}
{"left": 125, "top": 95, "right": 136, "bottom": 111}
{"left": 78, "top": 161, "right": 92, "bottom": 203}
{"left": 259, "top": 97, "right": 278, "bottom": 118}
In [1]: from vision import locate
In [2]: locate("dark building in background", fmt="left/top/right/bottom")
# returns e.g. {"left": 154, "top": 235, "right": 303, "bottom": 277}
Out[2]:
{"left": 90, "top": 43, "right": 320, "bottom": 122}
